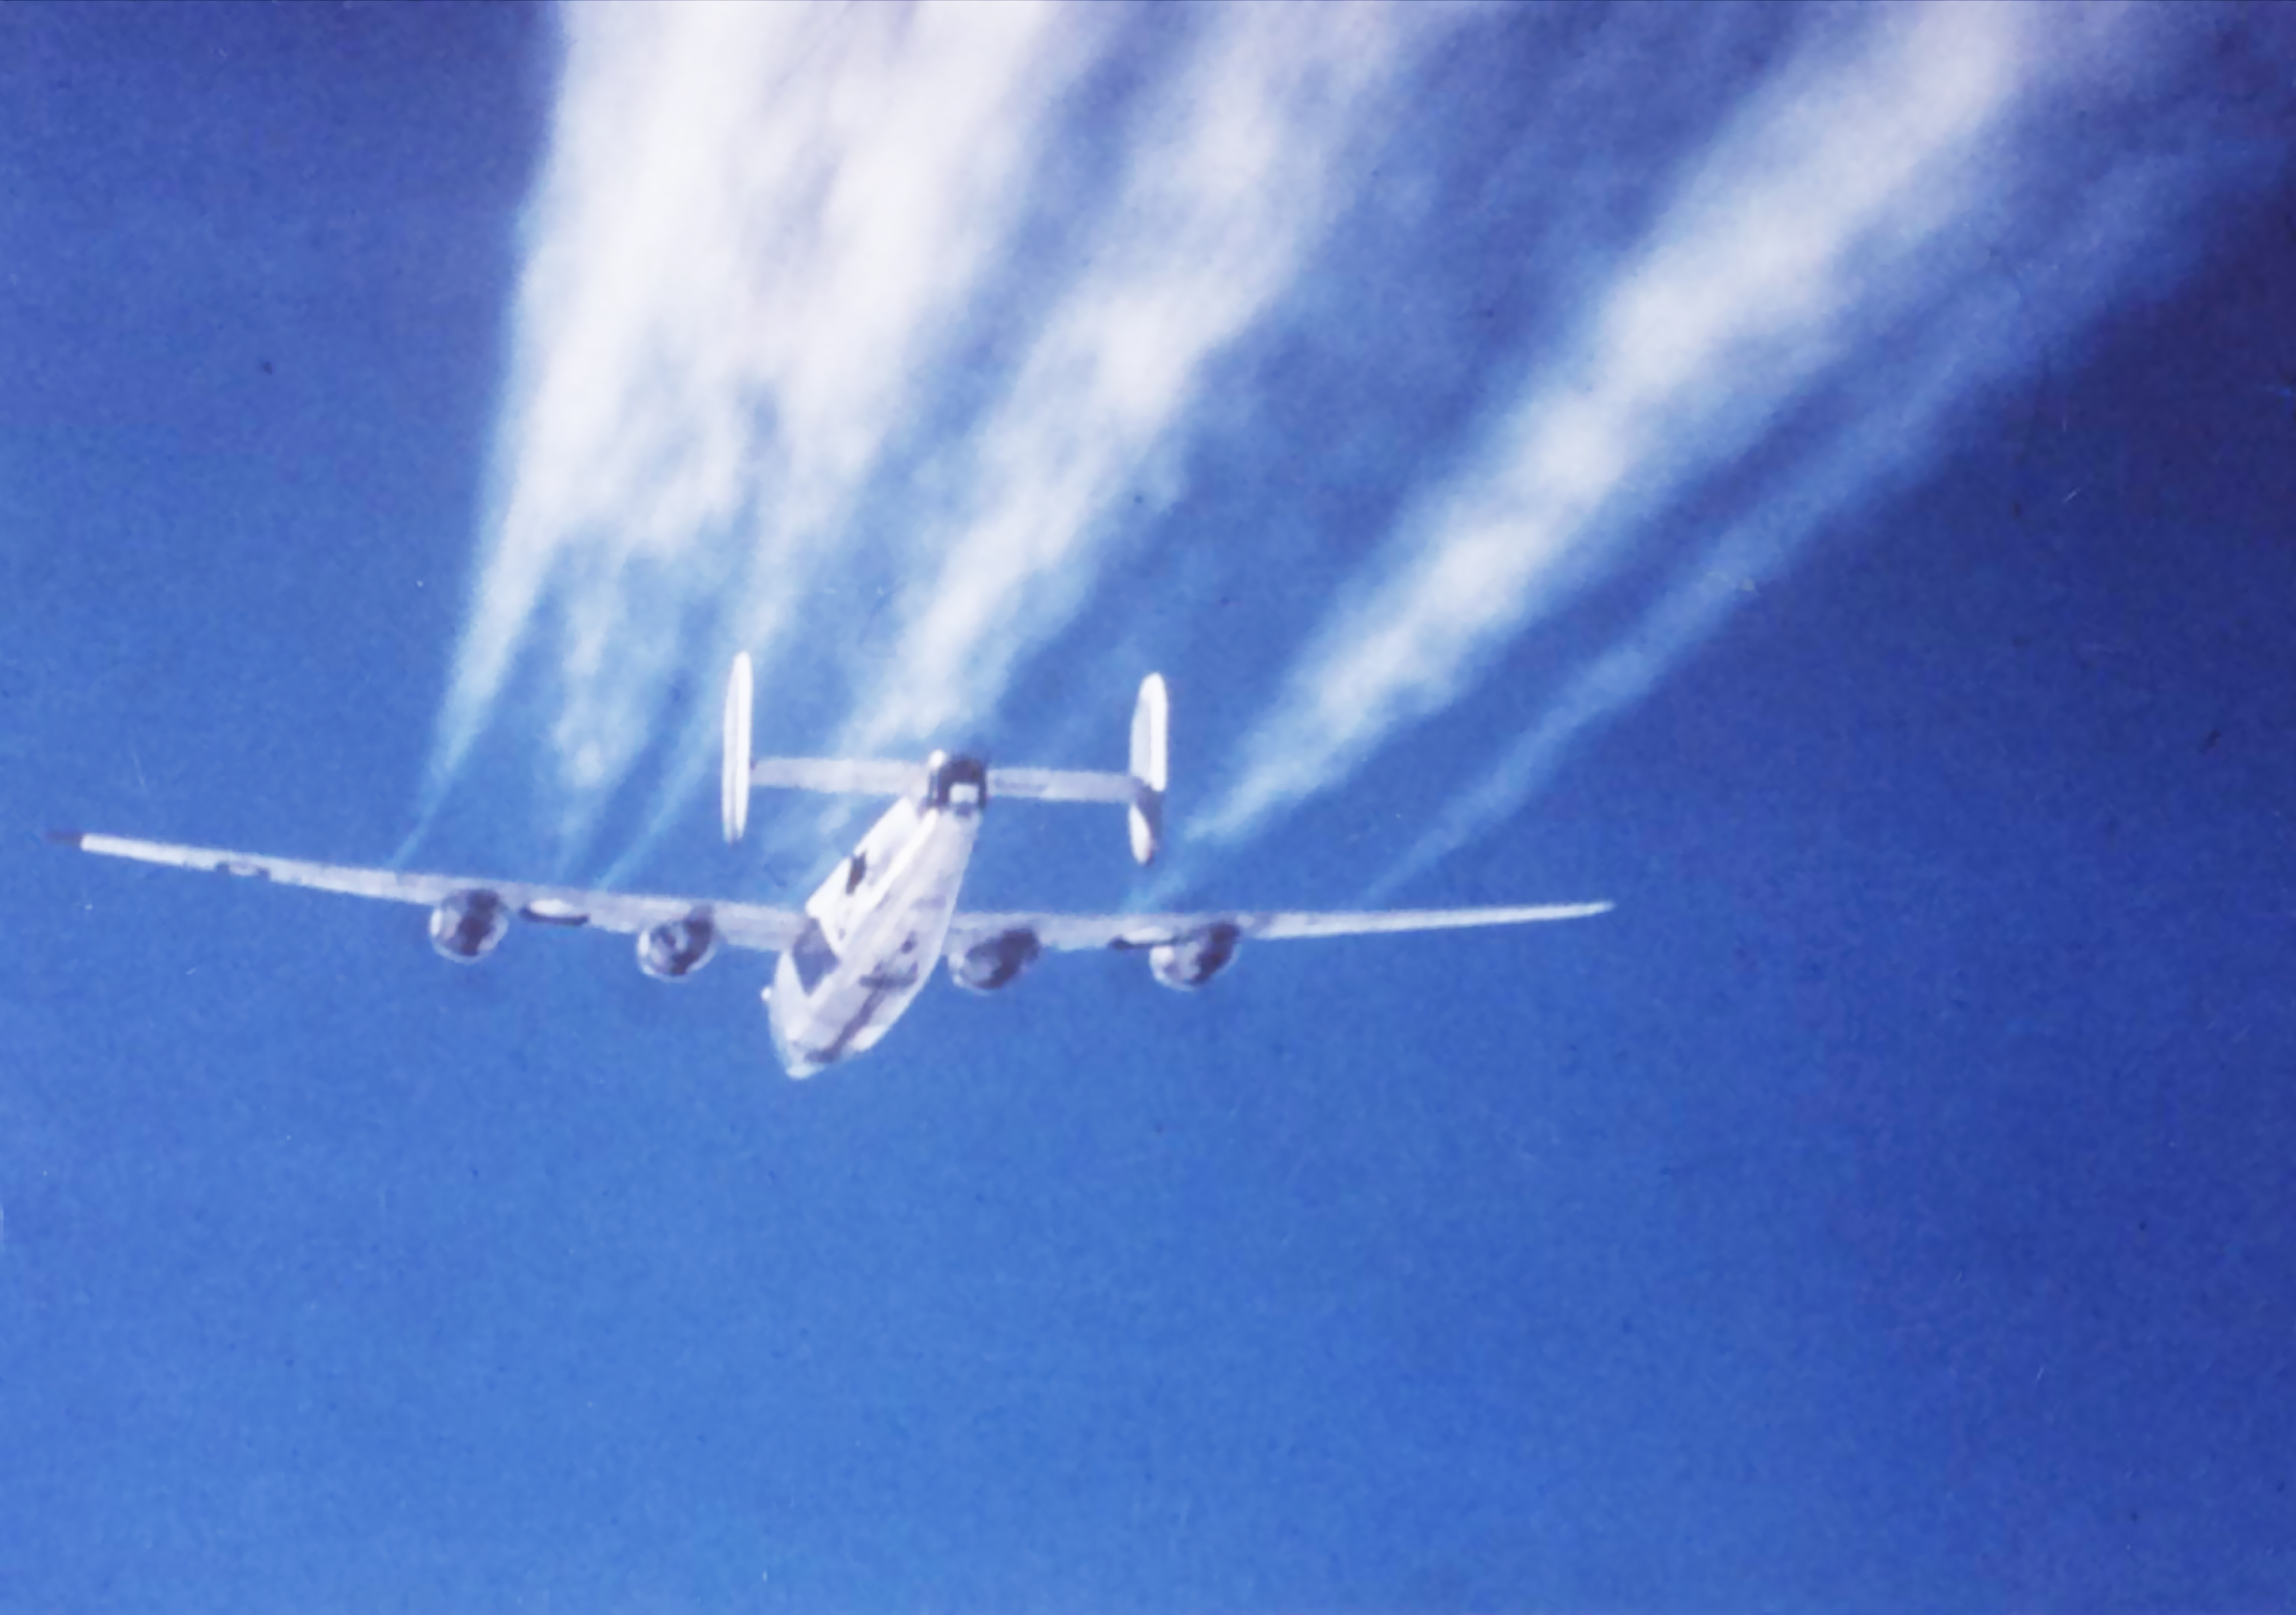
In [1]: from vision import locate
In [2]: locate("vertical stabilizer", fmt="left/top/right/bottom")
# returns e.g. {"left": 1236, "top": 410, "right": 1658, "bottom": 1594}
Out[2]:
{"left": 722, "top": 653, "right": 754, "bottom": 843}
{"left": 1129, "top": 673, "right": 1168, "bottom": 866}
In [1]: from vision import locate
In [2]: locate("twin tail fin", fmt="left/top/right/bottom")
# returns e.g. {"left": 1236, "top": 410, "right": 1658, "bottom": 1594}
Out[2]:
{"left": 720, "top": 662, "right": 1170, "bottom": 865}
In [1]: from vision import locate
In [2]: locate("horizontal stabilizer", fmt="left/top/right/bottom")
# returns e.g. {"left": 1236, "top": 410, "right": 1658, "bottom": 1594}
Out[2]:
{"left": 719, "top": 662, "right": 1169, "bottom": 867}
{"left": 750, "top": 757, "right": 921, "bottom": 796}
{"left": 986, "top": 767, "right": 1137, "bottom": 805}
{"left": 982, "top": 674, "right": 1166, "bottom": 865}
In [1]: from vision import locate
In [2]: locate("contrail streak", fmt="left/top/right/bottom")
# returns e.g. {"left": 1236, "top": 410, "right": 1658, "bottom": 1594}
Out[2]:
{"left": 1366, "top": 43, "right": 2268, "bottom": 894}
{"left": 1191, "top": 1, "right": 2072, "bottom": 851}
{"left": 417, "top": 0, "right": 2276, "bottom": 896}
{"left": 423, "top": 2, "right": 1096, "bottom": 854}
{"left": 834, "top": 2, "right": 1450, "bottom": 761}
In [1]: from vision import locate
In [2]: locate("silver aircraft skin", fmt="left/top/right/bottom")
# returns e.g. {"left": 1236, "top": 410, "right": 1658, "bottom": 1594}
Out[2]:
{"left": 51, "top": 665, "right": 1612, "bottom": 1080}
{"left": 766, "top": 754, "right": 985, "bottom": 1077}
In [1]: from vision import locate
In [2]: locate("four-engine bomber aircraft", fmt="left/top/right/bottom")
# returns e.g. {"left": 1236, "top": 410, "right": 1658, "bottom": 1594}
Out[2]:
{"left": 49, "top": 660, "right": 1611, "bottom": 1077}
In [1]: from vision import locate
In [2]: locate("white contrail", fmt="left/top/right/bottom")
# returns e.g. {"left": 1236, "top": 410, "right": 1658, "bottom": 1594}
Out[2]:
{"left": 1369, "top": 62, "right": 2257, "bottom": 895}
{"left": 833, "top": 1, "right": 1450, "bottom": 760}
{"left": 1191, "top": 1, "right": 2049, "bottom": 846}
{"left": 425, "top": 0, "right": 2262, "bottom": 890}
{"left": 423, "top": 2, "right": 1098, "bottom": 850}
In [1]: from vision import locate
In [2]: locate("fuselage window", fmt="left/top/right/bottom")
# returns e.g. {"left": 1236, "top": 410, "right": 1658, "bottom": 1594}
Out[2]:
{"left": 791, "top": 918, "right": 841, "bottom": 994}
{"left": 846, "top": 852, "right": 868, "bottom": 894}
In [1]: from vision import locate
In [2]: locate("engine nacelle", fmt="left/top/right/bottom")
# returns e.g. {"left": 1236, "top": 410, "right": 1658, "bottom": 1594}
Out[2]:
{"left": 951, "top": 929, "right": 1041, "bottom": 993}
{"left": 430, "top": 889, "right": 508, "bottom": 962}
{"left": 637, "top": 913, "right": 719, "bottom": 980}
{"left": 1149, "top": 923, "right": 1240, "bottom": 990}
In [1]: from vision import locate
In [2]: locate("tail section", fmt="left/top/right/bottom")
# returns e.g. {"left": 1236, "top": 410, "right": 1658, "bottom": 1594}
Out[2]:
{"left": 984, "top": 673, "right": 1167, "bottom": 865}
{"left": 720, "top": 659, "right": 1170, "bottom": 864}
{"left": 723, "top": 653, "right": 918, "bottom": 846}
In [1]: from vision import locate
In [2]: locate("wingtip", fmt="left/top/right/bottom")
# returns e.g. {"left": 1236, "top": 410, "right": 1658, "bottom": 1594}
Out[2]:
{"left": 43, "top": 828, "right": 85, "bottom": 849}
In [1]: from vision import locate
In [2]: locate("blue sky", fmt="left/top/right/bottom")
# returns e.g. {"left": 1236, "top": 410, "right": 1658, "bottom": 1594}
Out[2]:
{"left": 6, "top": 2, "right": 2296, "bottom": 1609}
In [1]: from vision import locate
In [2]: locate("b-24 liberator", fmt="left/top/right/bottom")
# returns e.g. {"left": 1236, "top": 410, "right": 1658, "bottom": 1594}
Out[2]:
{"left": 52, "top": 661, "right": 1610, "bottom": 1077}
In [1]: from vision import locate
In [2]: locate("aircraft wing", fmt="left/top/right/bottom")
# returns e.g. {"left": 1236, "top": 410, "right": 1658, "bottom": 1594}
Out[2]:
{"left": 945, "top": 900, "right": 1612, "bottom": 954}
{"left": 47, "top": 831, "right": 811, "bottom": 953}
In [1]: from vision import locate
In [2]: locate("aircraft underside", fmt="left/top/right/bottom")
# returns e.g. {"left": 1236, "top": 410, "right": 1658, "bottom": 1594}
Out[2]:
{"left": 51, "top": 665, "right": 1611, "bottom": 1079}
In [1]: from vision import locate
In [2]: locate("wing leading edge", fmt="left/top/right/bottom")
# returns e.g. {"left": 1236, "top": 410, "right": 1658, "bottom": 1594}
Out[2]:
{"left": 47, "top": 831, "right": 810, "bottom": 953}
{"left": 945, "top": 901, "right": 1612, "bottom": 955}
{"left": 50, "top": 831, "right": 1605, "bottom": 981}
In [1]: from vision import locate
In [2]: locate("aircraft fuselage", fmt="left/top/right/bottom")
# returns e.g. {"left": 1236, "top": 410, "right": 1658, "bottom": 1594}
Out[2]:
{"left": 766, "top": 753, "right": 986, "bottom": 1078}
